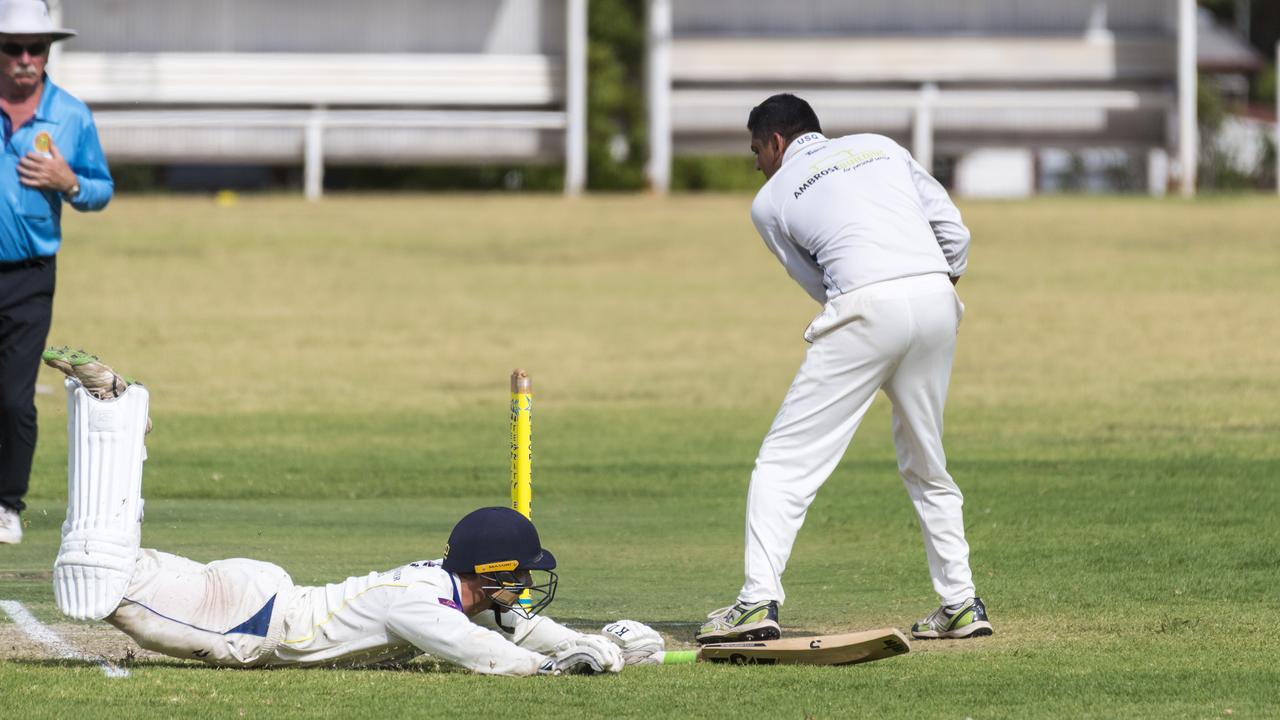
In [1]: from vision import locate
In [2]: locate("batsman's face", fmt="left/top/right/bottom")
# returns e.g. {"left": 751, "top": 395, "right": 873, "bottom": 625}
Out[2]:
{"left": 751, "top": 132, "right": 786, "bottom": 180}
{"left": 0, "top": 34, "right": 50, "bottom": 89}
{"left": 481, "top": 568, "right": 558, "bottom": 618}
{"left": 487, "top": 570, "right": 533, "bottom": 607}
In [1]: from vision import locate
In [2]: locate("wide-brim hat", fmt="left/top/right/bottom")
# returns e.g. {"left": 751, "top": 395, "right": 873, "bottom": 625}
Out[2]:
{"left": 0, "top": 0, "right": 77, "bottom": 41}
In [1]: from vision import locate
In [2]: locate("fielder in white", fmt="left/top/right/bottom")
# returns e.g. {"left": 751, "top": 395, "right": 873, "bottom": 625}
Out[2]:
{"left": 42, "top": 347, "right": 663, "bottom": 675}
{"left": 696, "top": 94, "right": 993, "bottom": 644}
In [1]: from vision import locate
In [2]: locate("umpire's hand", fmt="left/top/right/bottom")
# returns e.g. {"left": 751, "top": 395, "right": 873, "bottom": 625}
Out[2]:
{"left": 18, "top": 140, "right": 78, "bottom": 194}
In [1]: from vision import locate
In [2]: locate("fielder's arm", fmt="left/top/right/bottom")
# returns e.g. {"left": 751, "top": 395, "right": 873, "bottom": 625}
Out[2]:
{"left": 905, "top": 150, "right": 970, "bottom": 280}
{"left": 751, "top": 192, "right": 828, "bottom": 304}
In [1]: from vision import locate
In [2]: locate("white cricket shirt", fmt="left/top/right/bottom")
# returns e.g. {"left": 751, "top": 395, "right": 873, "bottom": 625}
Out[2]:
{"left": 750, "top": 132, "right": 971, "bottom": 303}
{"left": 268, "top": 559, "right": 578, "bottom": 675}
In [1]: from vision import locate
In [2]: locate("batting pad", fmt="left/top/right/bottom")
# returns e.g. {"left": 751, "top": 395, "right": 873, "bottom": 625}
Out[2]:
{"left": 55, "top": 378, "right": 150, "bottom": 621}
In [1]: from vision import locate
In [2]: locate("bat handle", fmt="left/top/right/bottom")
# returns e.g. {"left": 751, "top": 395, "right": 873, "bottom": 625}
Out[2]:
{"left": 656, "top": 650, "right": 698, "bottom": 665}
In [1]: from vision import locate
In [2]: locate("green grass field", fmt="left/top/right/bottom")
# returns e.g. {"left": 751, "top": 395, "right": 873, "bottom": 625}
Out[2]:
{"left": 2, "top": 194, "right": 1278, "bottom": 718}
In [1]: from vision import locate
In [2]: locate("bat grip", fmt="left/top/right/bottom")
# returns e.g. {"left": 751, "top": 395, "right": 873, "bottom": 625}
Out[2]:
{"left": 656, "top": 650, "right": 698, "bottom": 665}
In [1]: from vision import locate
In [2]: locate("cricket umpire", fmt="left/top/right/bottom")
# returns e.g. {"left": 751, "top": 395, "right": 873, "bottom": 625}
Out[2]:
{"left": 41, "top": 348, "right": 665, "bottom": 675}
{"left": 0, "top": 0, "right": 112, "bottom": 545}
{"left": 698, "top": 94, "right": 992, "bottom": 644}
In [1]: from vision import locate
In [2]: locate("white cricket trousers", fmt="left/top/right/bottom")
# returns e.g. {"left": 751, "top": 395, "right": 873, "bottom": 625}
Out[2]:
{"left": 740, "top": 272, "right": 975, "bottom": 607}
{"left": 107, "top": 549, "right": 294, "bottom": 666}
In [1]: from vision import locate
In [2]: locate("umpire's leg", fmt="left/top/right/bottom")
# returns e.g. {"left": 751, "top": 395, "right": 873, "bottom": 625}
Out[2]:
{"left": 0, "top": 257, "right": 56, "bottom": 514}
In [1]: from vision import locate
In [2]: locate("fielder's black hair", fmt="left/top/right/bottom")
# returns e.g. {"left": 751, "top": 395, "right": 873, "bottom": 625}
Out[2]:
{"left": 747, "top": 94, "right": 822, "bottom": 141}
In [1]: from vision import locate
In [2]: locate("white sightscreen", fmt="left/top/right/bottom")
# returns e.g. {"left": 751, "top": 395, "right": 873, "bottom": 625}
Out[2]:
{"left": 673, "top": 0, "right": 1175, "bottom": 37}
{"left": 60, "top": 0, "right": 567, "bottom": 54}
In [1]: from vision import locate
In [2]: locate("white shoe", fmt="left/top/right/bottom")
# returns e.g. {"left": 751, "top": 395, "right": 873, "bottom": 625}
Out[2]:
{"left": 696, "top": 599, "right": 781, "bottom": 644}
{"left": 0, "top": 505, "right": 22, "bottom": 544}
{"left": 911, "top": 597, "right": 994, "bottom": 640}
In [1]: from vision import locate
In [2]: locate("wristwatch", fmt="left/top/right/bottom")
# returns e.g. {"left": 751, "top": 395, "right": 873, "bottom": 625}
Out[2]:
{"left": 64, "top": 182, "right": 80, "bottom": 200}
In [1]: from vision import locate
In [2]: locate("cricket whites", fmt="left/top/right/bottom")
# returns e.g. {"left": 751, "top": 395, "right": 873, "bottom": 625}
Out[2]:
{"left": 510, "top": 369, "right": 533, "bottom": 608}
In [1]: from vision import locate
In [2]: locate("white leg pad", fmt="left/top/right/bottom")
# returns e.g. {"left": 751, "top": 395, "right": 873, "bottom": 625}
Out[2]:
{"left": 54, "top": 378, "right": 150, "bottom": 621}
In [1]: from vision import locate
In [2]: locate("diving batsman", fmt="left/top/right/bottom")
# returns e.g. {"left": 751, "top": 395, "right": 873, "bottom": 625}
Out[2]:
{"left": 42, "top": 347, "right": 663, "bottom": 675}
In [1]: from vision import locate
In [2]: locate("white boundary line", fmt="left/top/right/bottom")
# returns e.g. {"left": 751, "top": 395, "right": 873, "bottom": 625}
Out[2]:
{"left": 1, "top": 600, "right": 130, "bottom": 678}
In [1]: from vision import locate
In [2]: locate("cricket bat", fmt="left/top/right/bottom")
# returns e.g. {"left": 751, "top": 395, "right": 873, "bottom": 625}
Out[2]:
{"left": 657, "top": 628, "right": 909, "bottom": 666}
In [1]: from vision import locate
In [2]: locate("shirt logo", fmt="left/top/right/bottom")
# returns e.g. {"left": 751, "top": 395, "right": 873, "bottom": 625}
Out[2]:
{"left": 808, "top": 149, "right": 888, "bottom": 174}
{"left": 34, "top": 131, "right": 52, "bottom": 156}
{"left": 438, "top": 597, "right": 462, "bottom": 611}
{"left": 792, "top": 132, "right": 825, "bottom": 148}
{"left": 793, "top": 149, "right": 890, "bottom": 199}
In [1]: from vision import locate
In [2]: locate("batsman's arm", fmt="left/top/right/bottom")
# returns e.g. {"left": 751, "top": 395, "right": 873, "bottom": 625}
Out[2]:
{"left": 386, "top": 584, "right": 549, "bottom": 676}
{"left": 474, "top": 608, "right": 581, "bottom": 653}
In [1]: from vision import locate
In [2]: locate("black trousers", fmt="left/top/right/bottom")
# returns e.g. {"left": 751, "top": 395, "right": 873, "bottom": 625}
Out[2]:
{"left": 0, "top": 256, "right": 55, "bottom": 513}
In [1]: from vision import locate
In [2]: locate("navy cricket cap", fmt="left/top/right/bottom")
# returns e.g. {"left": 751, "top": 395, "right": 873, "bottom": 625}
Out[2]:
{"left": 441, "top": 507, "right": 557, "bottom": 575}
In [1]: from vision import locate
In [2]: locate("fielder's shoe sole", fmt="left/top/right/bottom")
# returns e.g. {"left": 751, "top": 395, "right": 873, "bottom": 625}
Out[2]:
{"left": 911, "top": 597, "right": 993, "bottom": 640}
{"left": 696, "top": 600, "right": 782, "bottom": 644}
{"left": 43, "top": 346, "right": 153, "bottom": 433}
{"left": 41, "top": 345, "right": 75, "bottom": 375}
{"left": 42, "top": 346, "right": 133, "bottom": 400}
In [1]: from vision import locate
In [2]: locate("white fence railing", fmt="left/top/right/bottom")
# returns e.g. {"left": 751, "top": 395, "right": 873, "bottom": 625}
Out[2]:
{"left": 51, "top": 0, "right": 587, "bottom": 198}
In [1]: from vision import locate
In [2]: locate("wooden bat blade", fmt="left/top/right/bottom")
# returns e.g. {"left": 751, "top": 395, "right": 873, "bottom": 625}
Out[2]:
{"left": 697, "top": 628, "right": 910, "bottom": 666}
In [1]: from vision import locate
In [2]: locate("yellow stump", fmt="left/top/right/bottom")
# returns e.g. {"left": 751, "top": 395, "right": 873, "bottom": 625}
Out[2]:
{"left": 510, "top": 370, "right": 534, "bottom": 610}
{"left": 510, "top": 369, "right": 533, "bottom": 518}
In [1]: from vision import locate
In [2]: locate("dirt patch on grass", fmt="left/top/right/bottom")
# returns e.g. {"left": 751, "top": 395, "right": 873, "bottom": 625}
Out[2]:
{"left": 0, "top": 621, "right": 169, "bottom": 665}
{"left": 0, "top": 570, "right": 53, "bottom": 582}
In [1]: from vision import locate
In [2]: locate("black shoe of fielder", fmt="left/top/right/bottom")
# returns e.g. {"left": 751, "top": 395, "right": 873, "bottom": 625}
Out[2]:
{"left": 911, "top": 596, "right": 993, "bottom": 640}
{"left": 696, "top": 599, "right": 781, "bottom": 644}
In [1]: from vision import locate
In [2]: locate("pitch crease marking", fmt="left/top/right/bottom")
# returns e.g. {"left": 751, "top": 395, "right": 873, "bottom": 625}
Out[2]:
{"left": 0, "top": 599, "right": 130, "bottom": 678}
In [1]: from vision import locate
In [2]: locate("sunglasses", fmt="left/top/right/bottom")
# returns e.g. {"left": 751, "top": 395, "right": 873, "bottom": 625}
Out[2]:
{"left": 1, "top": 42, "right": 49, "bottom": 58}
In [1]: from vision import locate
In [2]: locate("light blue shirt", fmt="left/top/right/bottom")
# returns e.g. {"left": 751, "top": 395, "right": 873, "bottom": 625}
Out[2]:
{"left": 0, "top": 74, "right": 112, "bottom": 262}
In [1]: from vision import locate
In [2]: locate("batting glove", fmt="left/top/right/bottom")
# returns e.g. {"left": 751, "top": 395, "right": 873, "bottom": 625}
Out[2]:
{"left": 537, "top": 638, "right": 622, "bottom": 676}
{"left": 601, "top": 620, "right": 665, "bottom": 665}
{"left": 539, "top": 636, "right": 624, "bottom": 675}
